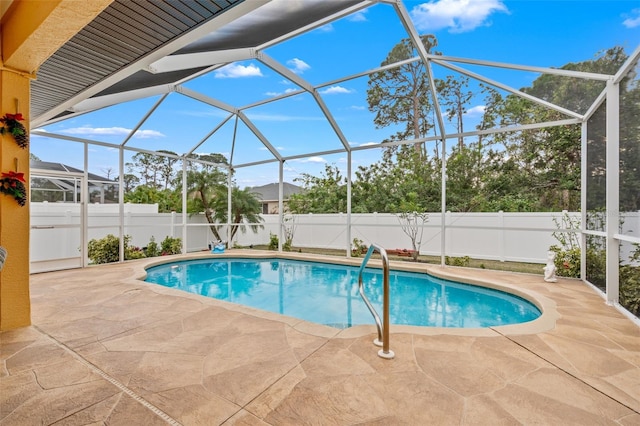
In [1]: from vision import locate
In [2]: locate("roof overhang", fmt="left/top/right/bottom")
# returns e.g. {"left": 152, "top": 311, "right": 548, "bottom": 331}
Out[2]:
{"left": 31, "top": 0, "right": 370, "bottom": 127}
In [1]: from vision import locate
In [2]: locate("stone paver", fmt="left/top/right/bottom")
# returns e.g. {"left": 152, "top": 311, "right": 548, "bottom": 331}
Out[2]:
{"left": 1, "top": 251, "right": 638, "bottom": 425}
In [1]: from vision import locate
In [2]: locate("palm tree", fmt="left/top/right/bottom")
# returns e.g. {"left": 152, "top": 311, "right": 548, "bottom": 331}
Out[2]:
{"left": 183, "top": 154, "right": 263, "bottom": 244}
{"left": 187, "top": 169, "right": 227, "bottom": 241}
{"left": 212, "top": 187, "right": 264, "bottom": 242}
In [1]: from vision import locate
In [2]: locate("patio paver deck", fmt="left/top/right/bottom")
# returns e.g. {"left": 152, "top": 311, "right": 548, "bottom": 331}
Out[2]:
{"left": 2, "top": 251, "right": 639, "bottom": 425}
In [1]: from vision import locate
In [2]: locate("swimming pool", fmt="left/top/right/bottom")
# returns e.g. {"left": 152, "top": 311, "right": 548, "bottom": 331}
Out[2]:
{"left": 144, "top": 258, "right": 541, "bottom": 328}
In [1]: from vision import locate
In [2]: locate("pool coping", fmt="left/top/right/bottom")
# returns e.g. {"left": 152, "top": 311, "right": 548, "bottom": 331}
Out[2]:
{"left": 127, "top": 250, "right": 560, "bottom": 340}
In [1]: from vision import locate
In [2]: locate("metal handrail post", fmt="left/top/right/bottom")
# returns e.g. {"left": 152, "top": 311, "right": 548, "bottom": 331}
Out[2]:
{"left": 380, "top": 249, "right": 391, "bottom": 356}
{"left": 358, "top": 243, "right": 394, "bottom": 359}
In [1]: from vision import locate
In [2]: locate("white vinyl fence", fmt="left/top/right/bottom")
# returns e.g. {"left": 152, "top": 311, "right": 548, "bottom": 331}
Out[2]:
{"left": 30, "top": 202, "right": 640, "bottom": 273}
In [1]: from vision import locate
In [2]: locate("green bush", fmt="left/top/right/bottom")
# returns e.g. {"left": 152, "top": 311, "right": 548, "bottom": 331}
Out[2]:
{"left": 445, "top": 256, "right": 470, "bottom": 267}
{"left": 88, "top": 234, "right": 121, "bottom": 264}
{"left": 88, "top": 234, "right": 147, "bottom": 264}
{"left": 620, "top": 265, "right": 640, "bottom": 317}
{"left": 268, "top": 233, "right": 278, "bottom": 250}
{"left": 549, "top": 245, "right": 581, "bottom": 278}
{"left": 144, "top": 236, "right": 160, "bottom": 257}
{"left": 619, "top": 244, "right": 640, "bottom": 317}
{"left": 548, "top": 212, "right": 582, "bottom": 278}
{"left": 351, "top": 238, "right": 367, "bottom": 257}
{"left": 87, "top": 234, "right": 182, "bottom": 264}
{"left": 160, "top": 236, "right": 182, "bottom": 255}
{"left": 126, "top": 245, "right": 146, "bottom": 260}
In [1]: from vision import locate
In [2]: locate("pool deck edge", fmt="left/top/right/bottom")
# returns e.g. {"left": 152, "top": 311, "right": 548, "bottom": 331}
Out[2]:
{"left": 133, "top": 250, "right": 560, "bottom": 338}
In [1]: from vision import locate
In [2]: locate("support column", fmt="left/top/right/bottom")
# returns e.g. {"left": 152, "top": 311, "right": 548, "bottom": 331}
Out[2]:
{"left": 605, "top": 79, "right": 620, "bottom": 304}
{"left": 1, "top": 0, "right": 114, "bottom": 330}
{"left": 0, "top": 69, "right": 31, "bottom": 329}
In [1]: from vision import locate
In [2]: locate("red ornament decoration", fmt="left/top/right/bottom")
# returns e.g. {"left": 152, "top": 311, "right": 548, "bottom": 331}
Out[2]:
{"left": 0, "top": 113, "right": 28, "bottom": 148}
{"left": 0, "top": 171, "right": 27, "bottom": 206}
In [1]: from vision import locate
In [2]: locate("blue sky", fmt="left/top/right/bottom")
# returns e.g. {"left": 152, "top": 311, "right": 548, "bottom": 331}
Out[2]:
{"left": 33, "top": 0, "right": 640, "bottom": 188}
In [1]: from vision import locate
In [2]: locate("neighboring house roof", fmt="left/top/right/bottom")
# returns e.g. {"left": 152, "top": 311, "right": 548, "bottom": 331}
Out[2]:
{"left": 247, "top": 182, "right": 302, "bottom": 202}
{"left": 30, "top": 160, "right": 113, "bottom": 184}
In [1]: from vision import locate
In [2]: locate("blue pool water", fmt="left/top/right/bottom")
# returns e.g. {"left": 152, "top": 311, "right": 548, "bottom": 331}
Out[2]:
{"left": 144, "top": 258, "right": 541, "bottom": 328}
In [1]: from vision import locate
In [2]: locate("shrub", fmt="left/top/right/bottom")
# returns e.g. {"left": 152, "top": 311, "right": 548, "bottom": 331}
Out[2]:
{"left": 88, "top": 234, "right": 120, "bottom": 264}
{"left": 160, "top": 236, "right": 182, "bottom": 255}
{"left": 445, "top": 256, "right": 470, "bottom": 267}
{"left": 548, "top": 212, "right": 582, "bottom": 278}
{"left": 144, "top": 236, "right": 160, "bottom": 257}
{"left": 351, "top": 238, "right": 367, "bottom": 257}
{"left": 620, "top": 265, "right": 640, "bottom": 317}
{"left": 126, "top": 245, "right": 146, "bottom": 260}
{"left": 620, "top": 244, "right": 640, "bottom": 317}
{"left": 283, "top": 214, "right": 296, "bottom": 252}
{"left": 88, "top": 234, "right": 147, "bottom": 264}
{"left": 268, "top": 233, "right": 278, "bottom": 250}
{"left": 550, "top": 246, "right": 581, "bottom": 278}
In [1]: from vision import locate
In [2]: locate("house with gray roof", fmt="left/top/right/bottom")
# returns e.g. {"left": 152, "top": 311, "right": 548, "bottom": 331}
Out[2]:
{"left": 247, "top": 182, "right": 302, "bottom": 214}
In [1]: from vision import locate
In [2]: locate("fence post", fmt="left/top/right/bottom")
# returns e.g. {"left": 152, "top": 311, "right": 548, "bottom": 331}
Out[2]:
{"left": 499, "top": 210, "right": 505, "bottom": 262}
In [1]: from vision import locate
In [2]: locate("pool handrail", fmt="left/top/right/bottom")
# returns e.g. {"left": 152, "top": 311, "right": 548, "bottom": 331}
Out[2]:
{"left": 358, "top": 243, "right": 394, "bottom": 359}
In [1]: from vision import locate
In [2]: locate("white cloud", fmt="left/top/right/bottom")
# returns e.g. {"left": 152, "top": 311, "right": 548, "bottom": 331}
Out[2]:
{"left": 317, "top": 23, "right": 334, "bottom": 32}
{"left": 348, "top": 10, "right": 368, "bottom": 22}
{"left": 287, "top": 58, "right": 311, "bottom": 74}
{"left": 265, "top": 87, "right": 300, "bottom": 97}
{"left": 350, "top": 105, "right": 366, "bottom": 111}
{"left": 291, "top": 156, "right": 327, "bottom": 164}
{"left": 60, "top": 126, "right": 164, "bottom": 138}
{"left": 134, "top": 129, "right": 165, "bottom": 139}
{"left": 465, "top": 105, "right": 486, "bottom": 116}
{"left": 410, "top": 0, "right": 508, "bottom": 33}
{"left": 214, "top": 63, "right": 263, "bottom": 78}
{"left": 622, "top": 8, "right": 640, "bottom": 28}
{"left": 320, "top": 85, "right": 354, "bottom": 95}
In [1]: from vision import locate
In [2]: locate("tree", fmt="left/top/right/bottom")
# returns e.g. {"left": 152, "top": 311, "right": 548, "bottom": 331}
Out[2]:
{"left": 124, "top": 185, "right": 180, "bottom": 212}
{"left": 182, "top": 153, "right": 229, "bottom": 240}
{"left": 395, "top": 193, "right": 429, "bottom": 261}
{"left": 101, "top": 167, "right": 115, "bottom": 180}
{"left": 366, "top": 34, "right": 440, "bottom": 156}
{"left": 352, "top": 150, "right": 406, "bottom": 213}
{"left": 352, "top": 145, "right": 441, "bottom": 214}
{"left": 480, "top": 46, "right": 632, "bottom": 212}
{"left": 436, "top": 75, "right": 472, "bottom": 150}
{"left": 618, "top": 53, "right": 640, "bottom": 212}
{"left": 123, "top": 173, "right": 140, "bottom": 192}
{"left": 295, "top": 44, "right": 637, "bottom": 215}
{"left": 211, "top": 187, "right": 264, "bottom": 243}
{"left": 126, "top": 150, "right": 178, "bottom": 189}
{"left": 180, "top": 153, "right": 263, "bottom": 244}
{"left": 288, "top": 164, "right": 348, "bottom": 213}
